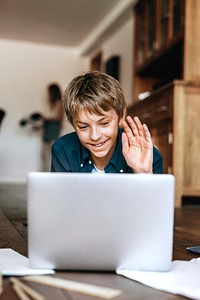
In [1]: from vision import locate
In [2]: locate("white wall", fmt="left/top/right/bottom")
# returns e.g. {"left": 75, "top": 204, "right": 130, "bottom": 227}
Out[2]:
{"left": 0, "top": 39, "right": 87, "bottom": 182}
{"left": 0, "top": 15, "right": 134, "bottom": 183}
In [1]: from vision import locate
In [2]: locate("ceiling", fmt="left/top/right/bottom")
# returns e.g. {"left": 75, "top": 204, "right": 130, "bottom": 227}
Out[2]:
{"left": 0, "top": 0, "right": 136, "bottom": 56}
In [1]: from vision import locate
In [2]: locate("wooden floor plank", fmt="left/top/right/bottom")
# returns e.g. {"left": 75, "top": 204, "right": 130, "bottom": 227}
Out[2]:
{"left": 0, "top": 184, "right": 27, "bottom": 242}
{"left": 0, "top": 209, "right": 27, "bottom": 256}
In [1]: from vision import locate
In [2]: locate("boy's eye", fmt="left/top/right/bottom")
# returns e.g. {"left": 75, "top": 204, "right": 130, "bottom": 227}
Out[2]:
{"left": 101, "top": 121, "right": 109, "bottom": 126}
{"left": 78, "top": 125, "right": 87, "bottom": 130}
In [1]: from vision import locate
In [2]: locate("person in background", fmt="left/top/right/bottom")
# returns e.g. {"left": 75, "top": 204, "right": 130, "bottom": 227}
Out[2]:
{"left": 42, "top": 83, "right": 64, "bottom": 171}
{"left": 51, "top": 71, "right": 163, "bottom": 174}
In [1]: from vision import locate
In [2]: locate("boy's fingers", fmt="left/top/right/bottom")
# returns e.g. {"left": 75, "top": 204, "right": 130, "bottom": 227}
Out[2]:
{"left": 123, "top": 117, "right": 138, "bottom": 138}
{"left": 126, "top": 116, "right": 145, "bottom": 138}
{"left": 143, "top": 124, "right": 152, "bottom": 144}
{"left": 122, "top": 132, "right": 129, "bottom": 152}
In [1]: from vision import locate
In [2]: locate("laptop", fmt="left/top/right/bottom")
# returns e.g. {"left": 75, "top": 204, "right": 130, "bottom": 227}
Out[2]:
{"left": 27, "top": 172, "right": 175, "bottom": 271}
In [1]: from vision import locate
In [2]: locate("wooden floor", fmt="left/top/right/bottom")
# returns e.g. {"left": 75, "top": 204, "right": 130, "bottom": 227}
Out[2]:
{"left": 1, "top": 183, "right": 200, "bottom": 300}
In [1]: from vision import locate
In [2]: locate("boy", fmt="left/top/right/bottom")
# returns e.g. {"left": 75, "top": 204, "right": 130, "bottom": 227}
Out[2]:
{"left": 51, "top": 71, "right": 163, "bottom": 173}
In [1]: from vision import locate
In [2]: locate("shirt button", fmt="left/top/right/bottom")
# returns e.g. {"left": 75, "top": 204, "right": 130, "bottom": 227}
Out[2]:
{"left": 89, "top": 160, "right": 92, "bottom": 164}
{"left": 120, "top": 169, "right": 123, "bottom": 173}
{"left": 80, "top": 164, "right": 83, "bottom": 167}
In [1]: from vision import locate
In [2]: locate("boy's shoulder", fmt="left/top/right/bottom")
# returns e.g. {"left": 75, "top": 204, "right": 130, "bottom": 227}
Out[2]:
{"left": 52, "top": 131, "right": 80, "bottom": 151}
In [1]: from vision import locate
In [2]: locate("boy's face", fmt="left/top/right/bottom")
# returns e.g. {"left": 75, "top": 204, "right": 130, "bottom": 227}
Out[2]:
{"left": 74, "top": 108, "right": 123, "bottom": 170}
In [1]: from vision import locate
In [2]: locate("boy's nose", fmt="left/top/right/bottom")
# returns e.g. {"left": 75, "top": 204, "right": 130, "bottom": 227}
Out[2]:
{"left": 90, "top": 127, "right": 102, "bottom": 140}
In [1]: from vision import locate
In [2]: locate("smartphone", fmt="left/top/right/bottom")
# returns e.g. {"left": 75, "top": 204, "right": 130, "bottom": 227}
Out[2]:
{"left": 186, "top": 246, "right": 200, "bottom": 254}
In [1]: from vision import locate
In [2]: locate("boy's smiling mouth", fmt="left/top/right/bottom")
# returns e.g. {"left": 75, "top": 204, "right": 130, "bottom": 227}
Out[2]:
{"left": 90, "top": 139, "right": 109, "bottom": 148}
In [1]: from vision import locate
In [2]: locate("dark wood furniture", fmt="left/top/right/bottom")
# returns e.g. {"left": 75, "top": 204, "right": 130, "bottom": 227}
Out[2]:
{"left": 131, "top": 0, "right": 200, "bottom": 207}
{"left": 0, "top": 184, "right": 200, "bottom": 299}
{"left": 133, "top": 0, "right": 184, "bottom": 99}
{"left": 90, "top": 52, "right": 102, "bottom": 71}
{"left": 128, "top": 80, "right": 200, "bottom": 207}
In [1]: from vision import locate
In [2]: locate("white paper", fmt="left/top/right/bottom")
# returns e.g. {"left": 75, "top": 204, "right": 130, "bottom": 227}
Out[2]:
{"left": 0, "top": 248, "right": 55, "bottom": 276}
{"left": 116, "top": 259, "right": 200, "bottom": 300}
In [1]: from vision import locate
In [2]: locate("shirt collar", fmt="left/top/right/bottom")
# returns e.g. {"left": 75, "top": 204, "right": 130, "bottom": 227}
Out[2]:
{"left": 80, "top": 144, "right": 93, "bottom": 169}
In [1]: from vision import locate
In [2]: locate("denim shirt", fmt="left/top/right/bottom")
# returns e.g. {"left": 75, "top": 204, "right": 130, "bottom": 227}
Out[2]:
{"left": 51, "top": 128, "right": 163, "bottom": 173}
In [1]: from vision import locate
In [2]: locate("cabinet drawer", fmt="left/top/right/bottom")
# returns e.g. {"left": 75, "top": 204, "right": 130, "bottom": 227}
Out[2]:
{"left": 128, "top": 88, "right": 173, "bottom": 126}
{"left": 128, "top": 101, "right": 155, "bottom": 127}
{"left": 154, "top": 92, "right": 173, "bottom": 123}
{"left": 139, "top": 104, "right": 155, "bottom": 126}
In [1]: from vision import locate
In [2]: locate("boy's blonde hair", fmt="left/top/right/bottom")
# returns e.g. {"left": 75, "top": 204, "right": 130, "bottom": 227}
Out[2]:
{"left": 63, "top": 71, "right": 127, "bottom": 125}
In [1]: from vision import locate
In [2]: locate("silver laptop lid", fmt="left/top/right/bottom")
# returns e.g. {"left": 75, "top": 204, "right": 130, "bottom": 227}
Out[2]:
{"left": 27, "top": 173, "right": 175, "bottom": 271}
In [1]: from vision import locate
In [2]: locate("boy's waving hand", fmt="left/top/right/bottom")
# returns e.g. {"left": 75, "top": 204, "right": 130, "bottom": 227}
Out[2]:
{"left": 122, "top": 116, "right": 153, "bottom": 173}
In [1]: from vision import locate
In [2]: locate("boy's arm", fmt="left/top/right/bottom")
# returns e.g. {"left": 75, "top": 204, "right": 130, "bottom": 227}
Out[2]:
{"left": 122, "top": 116, "right": 153, "bottom": 174}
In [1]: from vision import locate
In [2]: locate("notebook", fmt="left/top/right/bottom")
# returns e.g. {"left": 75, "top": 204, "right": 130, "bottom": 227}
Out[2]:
{"left": 27, "top": 172, "right": 175, "bottom": 271}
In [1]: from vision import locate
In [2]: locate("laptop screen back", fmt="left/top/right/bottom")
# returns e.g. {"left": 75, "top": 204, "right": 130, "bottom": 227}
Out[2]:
{"left": 27, "top": 173, "right": 175, "bottom": 271}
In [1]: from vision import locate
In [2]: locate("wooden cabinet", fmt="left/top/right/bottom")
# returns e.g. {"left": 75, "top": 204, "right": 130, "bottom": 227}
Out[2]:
{"left": 134, "top": 0, "right": 184, "bottom": 100}
{"left": 131, "top": 0, "right": 200, "bottom": 206}
{"left": 128, "top": 81, "right": 200, "bottom": 207}
{"left": 135, "top": 0, "right": 184, "bottom": 69}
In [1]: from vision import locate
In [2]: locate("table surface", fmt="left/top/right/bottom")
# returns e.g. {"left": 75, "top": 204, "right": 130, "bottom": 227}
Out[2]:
{"left": 0, "top": 184, "right": 200, "bottom": 299}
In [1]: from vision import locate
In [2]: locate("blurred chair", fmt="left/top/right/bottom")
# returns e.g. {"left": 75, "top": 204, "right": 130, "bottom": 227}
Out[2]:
{"left": 0, "top": 109, "right": 6, "bottom": 131}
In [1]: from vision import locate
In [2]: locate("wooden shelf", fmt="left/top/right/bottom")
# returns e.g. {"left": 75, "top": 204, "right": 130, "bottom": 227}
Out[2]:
{"left": 131, "top": 0, "right": 200, "bottom": 206}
